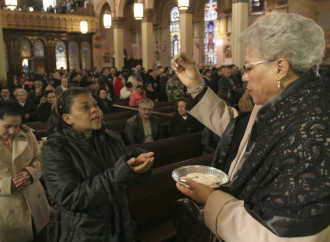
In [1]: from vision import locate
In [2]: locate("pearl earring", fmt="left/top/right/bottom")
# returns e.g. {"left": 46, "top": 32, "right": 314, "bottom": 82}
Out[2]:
{"left": 277, "top": 80, "right": 281, "bottom": 88}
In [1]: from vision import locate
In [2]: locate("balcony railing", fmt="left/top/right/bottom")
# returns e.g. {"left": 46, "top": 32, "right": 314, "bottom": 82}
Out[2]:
{"left": 1, "top": 10, "right": 99, "bottom": 33}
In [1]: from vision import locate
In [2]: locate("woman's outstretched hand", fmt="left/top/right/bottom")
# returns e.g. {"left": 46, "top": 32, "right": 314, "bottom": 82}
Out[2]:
{"left": 176, "top": 178, "right": 215, "bottom": 205}
{"left": 127, "top": 152, "right": 154, "bottom": 173}
{"left": 171, "top": 52, "right": 203, "bottom": 94}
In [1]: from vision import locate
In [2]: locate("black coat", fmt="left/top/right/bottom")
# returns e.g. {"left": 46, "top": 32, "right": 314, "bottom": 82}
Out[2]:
{"left": 167, "top": 113, "right": 203, "bottom": 137}
{"left": 41, "top": 126, "right": 150, "bottom": 241}
{"left": 125, "top": 114, "right": 162, "bottom": 145}
{"left": 97, "top": 97, "right": 114, "bottom": 114}
{"left": 18, "top": 99, "right": 38, "bottom": 122}
{"left": 39, "top": 101, "right": 52, "bottom": 122}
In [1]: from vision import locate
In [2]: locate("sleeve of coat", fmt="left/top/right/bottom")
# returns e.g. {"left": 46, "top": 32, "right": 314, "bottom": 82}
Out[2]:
{"left": 41, "top": 144, "right": 137, "bottom": 212}
{"left": 24, "top": 130, "right": 42, "bottom": 182}
{"left": 0, "top": 176, "right": 12, "bottom": 195}
{"left": 189, "top": 88, "right": 238, "bottom": 137}
{"left": 204, "top": 191, "right": 330, "bottom": 242}
{"left": 125, "top": 120, "right": 137, "bottom": 145}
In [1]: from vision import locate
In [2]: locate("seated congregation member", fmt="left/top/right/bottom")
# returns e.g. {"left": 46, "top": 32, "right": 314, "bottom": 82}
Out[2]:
{"left": 41, "top": 88, "right": 154, "bottom": 241}
{"left": 114, "top": 71, "right": 124, "bottom": 98}
{"left": 145, "top": 82, "right": 159, "bottom": 102}
{"left": 39, "top": 90, "right": 56, "bottom": 122}
{"left": 166, "top": 72, "right": 185, "bottom": 102}
{"left": 0, "top": 101, "right": 49, "bottom": 241}
{"left": 16, "top": 88, "right": 38, "bottom": 122}
{"left": 28, "top": 81, "right": 44, "bottom": 107}
{"left": 120, "top": 82, "right": 133, "bottom": 100}
{"left": 96, "top": 87, "right": 114, "bottom": 114}
{"left": 173, "top": 13, "right": 329, "bottom": 241}
{"left": 238, "top": 87, "right": 254, "bottom": 113}
{"left": 167, "top": 98, "right": 203, "bottom": 137}
{"left": 55, "top": 76, "right": 69, "bottom": 96}
{"left": 129, "top": 85, "right": 146, "bottom": 106}
{"left": 0, "top": 86, "right": 12, "bottom": 101}
{"left": 125, "top": 98, "right": 162, "bottom": 145}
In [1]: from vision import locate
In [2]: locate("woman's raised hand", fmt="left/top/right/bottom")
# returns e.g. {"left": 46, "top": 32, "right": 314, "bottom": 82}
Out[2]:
{"left": 127, "top": 152, "right": 154, "bottom": 173}
{"left": 171, "top": 52, "right": 203, "bottom": 90}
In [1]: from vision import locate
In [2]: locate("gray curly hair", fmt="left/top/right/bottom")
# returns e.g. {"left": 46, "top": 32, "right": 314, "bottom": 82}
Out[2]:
{"left": 239, "top": 13, "right": 325, "bottom": 75}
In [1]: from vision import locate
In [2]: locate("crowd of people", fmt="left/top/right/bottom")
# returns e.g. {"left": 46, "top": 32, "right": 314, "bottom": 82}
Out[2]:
{"left": 0, "top": 12, "right": 329, "bottom": 242}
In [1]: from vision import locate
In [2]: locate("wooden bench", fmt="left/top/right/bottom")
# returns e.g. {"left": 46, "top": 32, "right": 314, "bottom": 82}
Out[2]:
{"left": 128, "top": 153, "right": 214, "bottom": 240}
{"left": 127, "top": 132, "right": 203, "bottom": 168}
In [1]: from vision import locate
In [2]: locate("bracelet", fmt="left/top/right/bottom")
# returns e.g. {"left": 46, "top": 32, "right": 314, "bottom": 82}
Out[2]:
{"left": 186, "top": 81, "right": 206, "bottom": 94}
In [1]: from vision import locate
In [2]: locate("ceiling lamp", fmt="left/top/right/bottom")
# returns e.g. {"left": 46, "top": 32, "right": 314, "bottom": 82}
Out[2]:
{"left": 134, "top": 0, "right": 143, "bottom": 20}
{"left": 80, "top": 21, "right": 88, "bottom": 34}
{"left": 5, "top": 0, "right": 17, "bottom": 10}
{"left": 178, "top": 0, "right": 189, "bottom": 10}
{"left": 103, "top": 11, "right": 112, "bottom": 28}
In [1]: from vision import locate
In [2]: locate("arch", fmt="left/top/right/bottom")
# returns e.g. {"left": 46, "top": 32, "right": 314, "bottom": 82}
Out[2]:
{"left": 95, "top": 0, "right": 113, "bottom": 17}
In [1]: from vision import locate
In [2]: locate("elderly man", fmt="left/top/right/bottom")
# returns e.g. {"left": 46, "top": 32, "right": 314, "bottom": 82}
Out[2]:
{"left": 125, "top": 98, "right": 162, "bottom": 145}
{"left": 55, "top": 77, "right": 69, "bottom": 96}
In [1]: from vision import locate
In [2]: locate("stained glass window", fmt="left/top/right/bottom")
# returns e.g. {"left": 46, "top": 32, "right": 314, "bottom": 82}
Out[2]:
{"left": 20, "top": 38, "right": 32, "bottom": 58}
{"left": 4, "top": 41, "right": 9, "bottom": 73}
{"left": 81, "top": 41, "right": 92, "bottom": 70}
{"left": 170, "top": 7, "right": 180, "bottom": 61}
{"left": 69, "top": 41, "right": 80, "bottom": 70}
{"left": 55, "top": 40, "right": 67, "bottom": 70}
{"left": 204, "top": 0, "right": 217, "bottom": 66}
{"left": 33, "top": 39, "right": 45, "bottom": 57}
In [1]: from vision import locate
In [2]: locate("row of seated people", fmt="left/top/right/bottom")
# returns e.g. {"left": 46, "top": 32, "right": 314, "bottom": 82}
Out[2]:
{"left": 0, "top": 94, "right": 209, "bottom": 241}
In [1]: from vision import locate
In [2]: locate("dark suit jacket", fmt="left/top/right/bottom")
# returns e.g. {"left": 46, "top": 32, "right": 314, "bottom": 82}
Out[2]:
{"left": 125, "top": 114, "right": 162, "bottom": 145}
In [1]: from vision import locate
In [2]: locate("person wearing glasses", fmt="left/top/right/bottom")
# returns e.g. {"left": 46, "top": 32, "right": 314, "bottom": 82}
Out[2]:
{"left": 41, "top": 88, "right": 154, "bottom": 241}
{"left": 173, "top": 13, "right": 329, "bottom": 241}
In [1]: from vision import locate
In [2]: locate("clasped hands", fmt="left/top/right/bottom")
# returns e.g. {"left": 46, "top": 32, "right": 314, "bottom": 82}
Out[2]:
{"left": 11, "top": 170, "right": 33, "bottom": 191}
{"left": 127, "top": 152, "right": 154, "bottom": 173}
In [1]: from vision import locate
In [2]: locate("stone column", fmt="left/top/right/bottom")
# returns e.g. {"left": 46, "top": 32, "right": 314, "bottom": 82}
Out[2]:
{"left": 179, "top": 9, "right": 193, "bottom": 57}
{"left": 141, "top": 9, "right": 153, "bottom": 69}
{"left": 0, "top": 11, "right": 7, "bottom": 83}
{"left": 113, "top": 17, "right": 125, "bottom": 71}
{"left": 232, "top": 0, "right": 249, "bottom": 68}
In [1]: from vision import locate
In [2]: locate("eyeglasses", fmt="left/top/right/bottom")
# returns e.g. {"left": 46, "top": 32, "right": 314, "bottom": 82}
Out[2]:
{"left": 242, "top": 60, "right": 274, "bottom": 73}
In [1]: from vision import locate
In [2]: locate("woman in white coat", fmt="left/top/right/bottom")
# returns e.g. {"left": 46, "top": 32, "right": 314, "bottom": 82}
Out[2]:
{"left": 0, "top": 100, "right": 49, "bottom": 241}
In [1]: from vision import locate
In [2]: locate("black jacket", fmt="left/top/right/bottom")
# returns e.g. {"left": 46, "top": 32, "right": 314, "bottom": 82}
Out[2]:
{"left": 125, "top": 114, "right": 162, "bottom": 145}
{"left": 39, "top": 101, "right": 52, "bottom": 122}
{"left": 167, "top": 113, "right": 203, "bottom": 137}
{"left": 18, "top": 99, "right": 38, "bottom": 122}
{"left": 97, "top": 97, "right": 114, "bottom": 114}
{"left": 41, "top": 126, "right": 150, "bottom": 241}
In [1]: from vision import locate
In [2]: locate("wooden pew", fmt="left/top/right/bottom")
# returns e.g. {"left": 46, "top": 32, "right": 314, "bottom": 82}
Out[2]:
{"left": 128, "top": 153, "right": 214, "bottom": 240}
{"left": 127, "top": 132, "right": 203, "bottom": 168}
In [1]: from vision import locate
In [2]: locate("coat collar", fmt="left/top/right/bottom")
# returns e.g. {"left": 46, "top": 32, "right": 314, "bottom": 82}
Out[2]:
{"left": 12, "top": 128, "right": 29, "bottom": 162}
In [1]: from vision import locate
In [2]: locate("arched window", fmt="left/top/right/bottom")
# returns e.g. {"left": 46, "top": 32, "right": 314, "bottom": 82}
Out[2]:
{"left": 69, "top": 41, "right": 80, "bottom": 70}
{"left": 55, "top": 40, "right": 67, "bottom": 70}
{"left": 204, "top": 0, "right": 217, "bottom": 66}
{"left": 33, "top": 39, "right": 45, "bottom": 57}
{"left": 20, "top": 38, "right": 32, "bottom": 58}
{"left": 81, "top": 41, "right": 92, "bottom": 70}
{"left": 170, "top": 7, "right": 180, "bottom": 61}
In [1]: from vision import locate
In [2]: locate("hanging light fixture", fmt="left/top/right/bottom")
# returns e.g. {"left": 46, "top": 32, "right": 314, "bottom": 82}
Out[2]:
{"left": 103, "top": 11, "right": 112, "bottom": 28}
{"left": 134, "top": 0, "right": 143, "bottom": 20}
{"left": 5, "top": 0, "right": 17, "bottom": 10}
{"left": 80, "top": 21, "right": 88, "bottom": 34}
{"left": 178, "top": 0, "right": 189, "bottom": 10}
